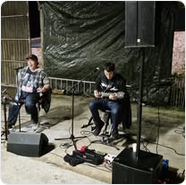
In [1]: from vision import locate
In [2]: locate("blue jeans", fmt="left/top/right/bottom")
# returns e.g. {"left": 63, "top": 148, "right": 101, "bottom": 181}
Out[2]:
{"left": 89, "top": 99, "right": 121, "bottom": 130}
{"left": 8, "top": 92, "right": 39, "bottom": 126}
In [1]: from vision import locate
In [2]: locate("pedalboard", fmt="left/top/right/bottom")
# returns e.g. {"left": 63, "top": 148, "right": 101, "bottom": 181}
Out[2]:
{"left": 64, "top": 154, "right": 84, "bottom": 166}
{"left": 73, "top": 148, "right": 105, "bottom": 165}
{"left": 64, "top": 147, "right": 105, "bottom": 166}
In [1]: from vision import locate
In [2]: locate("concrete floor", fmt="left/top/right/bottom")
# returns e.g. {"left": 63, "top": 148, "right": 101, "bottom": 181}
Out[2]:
{"left": 1, "top": 92, "right": 185, "bottom": 184}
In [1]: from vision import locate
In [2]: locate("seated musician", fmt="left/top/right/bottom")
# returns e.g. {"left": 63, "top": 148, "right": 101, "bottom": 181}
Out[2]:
{"left": 8, "top": 54, "right": 51, "bottom": 131}
{"left": 89, "top": 62, "right": 126, "bottom": 139}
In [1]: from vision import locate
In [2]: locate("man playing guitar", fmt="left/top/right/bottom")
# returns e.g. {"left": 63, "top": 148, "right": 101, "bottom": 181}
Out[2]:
{"left": 89, "top": 62, "right": 126, "bottom": 138}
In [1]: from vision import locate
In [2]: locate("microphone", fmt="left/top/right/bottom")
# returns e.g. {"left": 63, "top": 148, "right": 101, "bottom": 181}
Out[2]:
{"left": 15, "top": 66, "right": 24, "bottom": 71}
{"left": 2, "top": 89, "right": 7, "bottom": 94}
{"left": 94, "top": 67, "right": 100, "bottom": 73}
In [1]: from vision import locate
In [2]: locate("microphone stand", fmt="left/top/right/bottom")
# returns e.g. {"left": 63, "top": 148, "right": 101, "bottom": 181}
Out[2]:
{"left": 55, "top": 68, "right": 99, "bottom": 150}
{"left": 1, "top": 98, "right": 9, "bottom": 140}
{"left": 15, "top": 68, "right": 22, "bottom": 132}
{"left": 1, "top": 91, "right": 16, "bottom": 140}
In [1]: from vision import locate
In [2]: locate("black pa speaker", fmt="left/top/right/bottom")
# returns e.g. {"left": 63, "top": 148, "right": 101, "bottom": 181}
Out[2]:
{"left": 125, "top": 1, "right": 156, "bottom": 47}
{"left": 7, "top": 132, "right": 49, "bottom": 157}
{"left": 112, "top": 148, "right": 163, "bottom": 184}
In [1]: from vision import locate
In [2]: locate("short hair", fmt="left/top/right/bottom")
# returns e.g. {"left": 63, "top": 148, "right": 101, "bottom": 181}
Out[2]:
{"left": 26, "top": 54, "right": 39, "bottom": 65}
{"left": 103, "top": 62, "right": 115, "bottom": 72}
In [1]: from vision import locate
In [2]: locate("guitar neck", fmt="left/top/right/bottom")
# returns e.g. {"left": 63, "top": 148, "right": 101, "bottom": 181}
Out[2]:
{"left": 101, "top": 92, "right": 111, "bottom": 97}
{"left": 101, "top": 92, "right": 124, "bottom": 99}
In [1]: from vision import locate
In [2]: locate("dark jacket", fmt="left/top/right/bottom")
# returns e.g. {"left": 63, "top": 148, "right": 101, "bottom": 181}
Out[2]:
{"left": 96, "top": 71, "right": 132, "bottom": 129}
{"left": 40, "top": 88, "right": 52, "bottom": 113}
{"left": 120, "top": 91, "right": 132, "bottom": 129}
{"left": 95, "top": 71, "right": 126, "bottom": 94}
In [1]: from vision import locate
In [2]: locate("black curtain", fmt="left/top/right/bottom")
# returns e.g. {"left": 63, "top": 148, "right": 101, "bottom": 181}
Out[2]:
{"left": 41, "top": 2, "right": 174, "bottom": 105}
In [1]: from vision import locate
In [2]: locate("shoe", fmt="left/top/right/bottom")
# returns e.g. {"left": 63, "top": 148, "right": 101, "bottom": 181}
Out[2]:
{"left": 111, "top": 129, "right": 118, "bottom": 139}
{"left": 8, "top": 125, "right": 16, "bottom": 132}
{"left": 93, "top": 121, "right": 104, "bottom": 136}
{"left": 27, "top": 120, "right": 38, "bottom": 128}
{"left": 31, "top": 123, "right": 39, "bottom": 131}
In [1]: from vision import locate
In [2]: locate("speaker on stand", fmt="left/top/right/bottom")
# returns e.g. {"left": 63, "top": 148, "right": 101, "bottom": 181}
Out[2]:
{"left": 112, "top": 2, "right": 163, "bottom": 184}
{"left": 125, "top": 1, "right": 156, "bottom": 47}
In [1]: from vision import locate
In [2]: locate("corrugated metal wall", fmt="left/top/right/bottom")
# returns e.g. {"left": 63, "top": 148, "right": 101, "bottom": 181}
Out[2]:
{"left": 1, "top": 1, "right": 30, "bottom": 86}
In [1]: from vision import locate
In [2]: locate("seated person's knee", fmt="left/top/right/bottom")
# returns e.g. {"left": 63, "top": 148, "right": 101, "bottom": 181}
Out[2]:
{"left": 111, "top": 106, "right": 120, "bottom": 115}
{"left": 89, "top": 101, "right": 96, "bottom": 110}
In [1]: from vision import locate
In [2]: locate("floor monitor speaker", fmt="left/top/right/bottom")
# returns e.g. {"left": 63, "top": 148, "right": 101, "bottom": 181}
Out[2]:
{"left": 7, "top": 132, "right": 49, "bottom": 157}
{"left": 112, "top": 148, "right": 163, "bottom": 184}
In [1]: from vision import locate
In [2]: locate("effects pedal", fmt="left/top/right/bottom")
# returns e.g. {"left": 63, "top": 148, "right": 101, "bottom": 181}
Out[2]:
{"left": 73, "top": 148, "right": 105, "bottom": 165}
{"left": 104, "top": 154, "right": 116, "bottom": 163}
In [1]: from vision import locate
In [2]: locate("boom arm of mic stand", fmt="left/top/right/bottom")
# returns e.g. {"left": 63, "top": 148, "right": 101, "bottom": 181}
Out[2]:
{"left": 68, "top": 69, "right": 98, "bottom": 93}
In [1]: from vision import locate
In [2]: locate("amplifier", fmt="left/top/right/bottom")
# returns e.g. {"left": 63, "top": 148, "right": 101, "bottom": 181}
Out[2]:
{"left": 112, "top": 148, "right": 163, "bottom": 184}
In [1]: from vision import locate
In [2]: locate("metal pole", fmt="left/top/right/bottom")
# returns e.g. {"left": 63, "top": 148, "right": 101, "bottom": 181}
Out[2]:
{"left": 15, "top": 69, "right": 21, "bottom": 132}
{"left": 136, "top": 48, "right": 145, "bottom": 158}
{"left": 3, "top": 103, "right": 8, "bottom": 140}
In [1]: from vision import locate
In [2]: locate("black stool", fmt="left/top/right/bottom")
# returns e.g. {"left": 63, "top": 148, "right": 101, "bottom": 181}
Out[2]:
{"left": 85, "top": 110, "right": 113, "bottom": 142}
{"left": 101, "top": 110, "right": 113, "bottom": 138}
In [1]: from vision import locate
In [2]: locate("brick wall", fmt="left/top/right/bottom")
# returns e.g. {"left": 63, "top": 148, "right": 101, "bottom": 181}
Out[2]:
{"left": 172, "top": 31, "right": 185, "bottom": 74}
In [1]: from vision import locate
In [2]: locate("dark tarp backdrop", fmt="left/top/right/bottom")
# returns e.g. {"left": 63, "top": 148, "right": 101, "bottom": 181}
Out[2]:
{"left": 40, "top": 1, "right": 174, "bottom": 105}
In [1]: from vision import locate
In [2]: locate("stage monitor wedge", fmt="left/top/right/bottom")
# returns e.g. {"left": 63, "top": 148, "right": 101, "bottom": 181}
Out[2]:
{"left": 125, "top": 1, "right": 156, "bottom": 48}
{"left": 7, "top": 132, "right": 49, "bottom": 157}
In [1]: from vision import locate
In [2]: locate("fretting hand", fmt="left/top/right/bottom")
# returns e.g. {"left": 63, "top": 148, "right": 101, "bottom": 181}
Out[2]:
{"left": 94, "top": 90, "right": 101, "bottom": 98}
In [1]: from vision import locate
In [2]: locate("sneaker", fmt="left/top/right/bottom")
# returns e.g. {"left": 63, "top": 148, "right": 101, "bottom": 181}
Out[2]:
{"left": 93, "top": 121, "right": 104, "bottom": 136}
{"left": 111, "top": 129, "right": 119, "bottom": 139}
{"left": 8, "top": 125, "right": 16, "bottom": 132}
{"left": 27, "top": 120, "right": 38, "bottom": 128}
{"left": 31, "top": 123, "right": 39, "bottom": 131}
